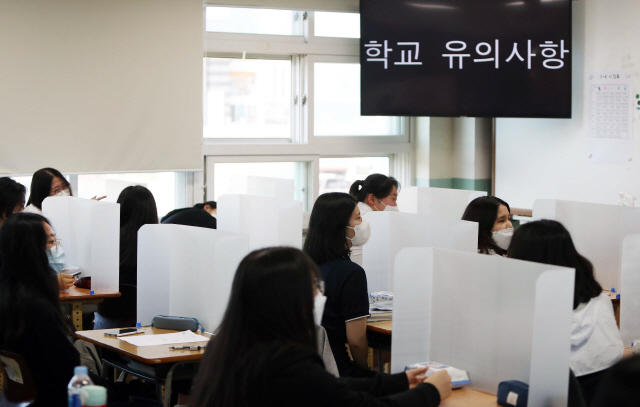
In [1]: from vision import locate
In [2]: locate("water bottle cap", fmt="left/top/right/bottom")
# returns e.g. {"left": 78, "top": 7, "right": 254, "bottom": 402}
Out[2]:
{"left": 136, "top": 322, "right": 142, "bottom": 328}
{"left": 74, "top": 366, "right": 89, "bottom": 375}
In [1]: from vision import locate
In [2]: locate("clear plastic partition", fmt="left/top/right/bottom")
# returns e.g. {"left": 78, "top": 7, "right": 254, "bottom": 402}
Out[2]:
{"left": 533, "top": 199, "right": 640, "bottom": 290}
{"left": 361, "top": 212, "right": 477, "bottom": 293}
{"left": 227, "top": 175, "right": 295, "bottom": 200}
{"left": 217, "top": 194, "right": 303, "bottom": 251}
{"left": 392, "top": 248, "right": 574, "bottom": 406}
{"left": 42, "top": 196, "right": 119, "bottom": 292}
{"left": 621, "top": 234, "right": 640, "bottom": 346}
{"left": 137, "top": 224, "right": 249, "bottom": 331}
{"left": 397, "top": 187, "right": 486, "bottom": 219}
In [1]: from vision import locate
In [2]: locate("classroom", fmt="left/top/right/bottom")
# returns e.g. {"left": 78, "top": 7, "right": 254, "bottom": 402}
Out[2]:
{"left": 1, "top": 1, "right": 639, "bottom": 406}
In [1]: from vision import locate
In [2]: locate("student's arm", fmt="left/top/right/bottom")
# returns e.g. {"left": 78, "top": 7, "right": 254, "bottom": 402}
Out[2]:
{"left": 346, "top": 317, "right": 369, "bottom": 370}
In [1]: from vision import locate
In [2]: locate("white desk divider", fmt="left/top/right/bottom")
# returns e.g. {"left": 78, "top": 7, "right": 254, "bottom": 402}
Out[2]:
{"left": 228, "top": 175, "right": 295, "bottom": 200}
{"left": 42, "top": 196, "right": 120, "bottom": 293}
{"left": 620, "top": 234, "right": 640, "bottom": 346}
{"left": 533, "top": 199, "right": 640, "bottom": 291}
{"left": 397, "top": 186, "right": 486, "bottom": 219}
{"left": 137, "top": 224, "right": 249, "bottom": 332}
{"left": 217, "top": 194, "right": 303, "bottom": 251}
{"left": 392, "top": 248, "right": 574, "bottom": 407}
{"left": 362, "top": 212, "right": 477, "bottom": 293}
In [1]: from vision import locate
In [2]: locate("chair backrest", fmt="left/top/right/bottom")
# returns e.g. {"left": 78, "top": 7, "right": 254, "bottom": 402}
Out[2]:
{"left": 0, "top": 351, "right": 37, "bottom": 404}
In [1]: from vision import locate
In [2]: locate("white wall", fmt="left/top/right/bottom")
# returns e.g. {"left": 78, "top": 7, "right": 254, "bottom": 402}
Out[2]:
{"left": 496, "top": 0, "right": 640, "bottom": 209}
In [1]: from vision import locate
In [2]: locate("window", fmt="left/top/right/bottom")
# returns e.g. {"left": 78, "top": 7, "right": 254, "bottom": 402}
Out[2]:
{"left": 314, "top": 12, "right": 360, "bottom": 38}
{"left": 205, "top": 6, "right": 303, "bottom": 36}
{"left": 319, "top": 157, "right": 390, "bottom": 195}
{"left": 313, "top": 62, "right": 402, "bottom": 137}
{"left": 212, "top": 162, "right": 309, "bottom": 208}
{"left": 204, "top": 58, "right": 292, "bottom": 139}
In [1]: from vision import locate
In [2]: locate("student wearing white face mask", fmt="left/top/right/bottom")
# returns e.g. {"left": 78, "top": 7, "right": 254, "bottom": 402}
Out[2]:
{"left": 348, "top": 174, "right": 400, "bottom": 266}
{"left": 304, "top": 192, "right": 375, "bottom": 378}
{"left": 24, "top": 167, "right": 73, "bottom": 214}
{"left": 461, "top": 196, "right": 513, "bottom": 256}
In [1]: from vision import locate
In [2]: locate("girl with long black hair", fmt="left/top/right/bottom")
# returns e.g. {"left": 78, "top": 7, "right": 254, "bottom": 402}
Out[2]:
{"left": 0, "top": 212, "right": 80, "bottom": 406}
{"left": 188, "top": 247, "right": 451, "bottom": 407}
{"left": 508, "top": 220, "right": 624, "bottom": 404}
{"left": 461, "top": 196, "right": 513, "bottom": 255}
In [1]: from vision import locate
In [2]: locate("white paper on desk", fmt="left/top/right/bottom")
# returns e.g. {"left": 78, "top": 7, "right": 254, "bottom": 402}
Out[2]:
{"left": 119, "top": 330, "right": 207, "bottom": 347}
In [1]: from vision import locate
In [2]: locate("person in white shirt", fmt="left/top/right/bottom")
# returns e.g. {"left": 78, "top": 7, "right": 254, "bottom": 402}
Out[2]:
{"left": 347, "top": 174, "right": 399, "bottom": 266}
{"left": 508, "top": 219, "right": 624, "bottom": 404}
{"left": 462, "top": 196, "right": 513, "bottom": 256}
{"left": 24, "top": 167, "right": 73, "bottom": 214}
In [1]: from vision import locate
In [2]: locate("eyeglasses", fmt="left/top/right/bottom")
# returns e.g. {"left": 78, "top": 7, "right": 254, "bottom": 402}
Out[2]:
{"left": 315, "top": 279, "right": 325, "bottom": 295}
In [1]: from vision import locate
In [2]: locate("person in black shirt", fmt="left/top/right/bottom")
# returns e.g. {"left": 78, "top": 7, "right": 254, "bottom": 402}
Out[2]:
{"left": 304, "top": 192, "right": 375, "bottom": 377}
{"left": 161, "top": 200, "right": 217, "bottom": 229}
{"left": 188, "top": 247, "right": 451, "bottom": 407}
{"left": 0, "top": 213, "right": 81, "bottom": 407}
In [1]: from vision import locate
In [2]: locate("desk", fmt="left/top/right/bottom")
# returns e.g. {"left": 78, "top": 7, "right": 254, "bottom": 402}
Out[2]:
{"left": 76, "top": 327, "right": 210, "bottom": 407}
{"left": 59, "top": 287, "right": 121, "bottom": 330}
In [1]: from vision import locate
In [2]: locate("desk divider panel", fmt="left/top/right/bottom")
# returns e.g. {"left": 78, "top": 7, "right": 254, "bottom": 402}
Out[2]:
{"left": 621, "top": 234, "right": 640, "bottom": 346}
{"left": 228, "top": 175, "right": 295, "bottom": 200}
{"left": 533, "top": 199, "right": 640, "bottom": 291}
{"left": 137, "top": 224, "right": 249, "bottom": 332}
{"left": 42, "top": 196, "right": 120, "bottom": 292}
{"left": 392, "top": 248, "right": 574, "bottom": 407}
{"left": 362, "top": 212, "right": 477, "bottom": 293}
{"left": 397, "top": 187, "right": 486, "bottom": 219}
{"left": 217, "top": 194, "right": 303, "bottom": 251}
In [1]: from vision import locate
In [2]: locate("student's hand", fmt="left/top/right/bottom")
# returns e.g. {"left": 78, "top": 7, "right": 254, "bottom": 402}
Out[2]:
{"left": 57, "top": 273, "right": 74, "bottom": 290}
{"left": 405, "top": 366, "right": 429, "bottom": 389}
{"left": 424, "top": 370, "right": 452, "bottom": 400}
{"left": 91, "top": 196, "right": 107, "bottom": 201}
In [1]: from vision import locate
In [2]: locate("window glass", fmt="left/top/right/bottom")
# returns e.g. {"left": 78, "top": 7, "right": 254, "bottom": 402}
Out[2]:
{"left": 205, "top": 6, "right": 303, "bottom": 36}
{"left": 77, "top": 172, "right": 179, "bottom": 221}
{"left": 314, "top": 63, "right": 401, "bottom": 136}
{"left": 314, "top": 12, "right": 360, "bottom": 38}
{"left": 205, "top": 58, "right": 292, "bottom": 139}
{"left": 319, "top": 157, "right": 390, "bottom": 195}
{"left": 213, "top": 162, "right": 308, "bottom": 208}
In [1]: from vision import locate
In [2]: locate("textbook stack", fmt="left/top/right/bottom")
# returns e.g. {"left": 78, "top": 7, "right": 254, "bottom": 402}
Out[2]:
{"left": 369, "top": 300, "right": 393, "bottom": 322}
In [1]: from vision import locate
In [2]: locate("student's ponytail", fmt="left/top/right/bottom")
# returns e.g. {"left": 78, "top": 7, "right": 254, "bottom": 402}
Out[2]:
{"left": 349, "top": 174, "right": 399, "bottom": 204}
{"left": 348, "top": 180, "right": 366, "bottom": 202}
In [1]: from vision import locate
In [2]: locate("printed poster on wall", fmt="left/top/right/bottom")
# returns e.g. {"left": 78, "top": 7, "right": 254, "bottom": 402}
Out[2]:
{"left": 587, "top": 71, "right": 634, "bottom": 164}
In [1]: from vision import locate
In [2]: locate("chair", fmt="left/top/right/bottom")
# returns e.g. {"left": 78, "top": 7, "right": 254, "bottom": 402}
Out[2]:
{"left": 94, "top": 284, "right": 137, "bottom": 329}
{"left": 0, "top": 351, "right": 36, "bottom": 407}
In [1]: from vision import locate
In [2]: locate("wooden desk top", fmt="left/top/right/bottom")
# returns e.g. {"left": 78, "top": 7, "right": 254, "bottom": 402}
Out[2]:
{"left": 75, "top": 327, "right": 211, "bottom": 364}
{"left": 59, "top": 286, "right": 121, "bottom": 302}
{"left": 441, "top": 387, "right": 498, "bottom": 407}
{"left": 367, "top": 320, "right": 392, "bottom": 335}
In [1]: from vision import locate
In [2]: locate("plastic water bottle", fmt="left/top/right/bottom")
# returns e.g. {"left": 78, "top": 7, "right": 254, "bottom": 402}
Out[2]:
{"left": 68, "top": 366, "right": 93, "bottom": 407}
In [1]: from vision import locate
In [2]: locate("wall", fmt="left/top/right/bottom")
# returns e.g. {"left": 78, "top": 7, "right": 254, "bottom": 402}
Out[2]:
{"left": 496, "top": 0, "right": 640, "bottom": 209}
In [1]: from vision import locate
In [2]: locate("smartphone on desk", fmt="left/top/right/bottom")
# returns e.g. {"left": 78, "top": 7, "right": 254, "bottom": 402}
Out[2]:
{"left": 104, "top": 328, "right": 144, "bottom": 337}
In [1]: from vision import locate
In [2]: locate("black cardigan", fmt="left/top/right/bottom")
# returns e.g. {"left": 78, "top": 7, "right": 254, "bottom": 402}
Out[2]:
{"left": 258, "top": 346, "right": 441, "bottom": 407}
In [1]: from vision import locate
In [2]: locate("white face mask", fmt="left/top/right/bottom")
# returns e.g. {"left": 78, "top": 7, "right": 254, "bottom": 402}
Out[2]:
{"left": 374, "top": 199, "right": 399, "bottom": 212}
{"left": 313, "top": 293, "right": 327, "bottom": 326}
{"left": 54, "top": 189, "right": 70, "bottom": 197}
{"left": 47, "top": 245, "right": 66, "bottom": 274}
{"left": 347, "top": 218, "right": 371, "bottom": 246}
{"left": 492, "top": 227, "right": 514, "bottom": 251}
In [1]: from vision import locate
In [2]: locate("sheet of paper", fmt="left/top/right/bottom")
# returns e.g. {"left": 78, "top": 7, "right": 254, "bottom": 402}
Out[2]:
{"left": 119, "top": 330, "right": 208, "bottom": 347}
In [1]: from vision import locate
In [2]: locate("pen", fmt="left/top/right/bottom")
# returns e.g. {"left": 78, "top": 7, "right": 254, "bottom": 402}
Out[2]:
{"left": 169, "top": 345, "right": 206, "bottom": 351}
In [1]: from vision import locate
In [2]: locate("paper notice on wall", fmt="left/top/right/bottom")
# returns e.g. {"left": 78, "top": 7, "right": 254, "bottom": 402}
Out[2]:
{"left": 587, "top": 71, "right": 633, "bottom": 164}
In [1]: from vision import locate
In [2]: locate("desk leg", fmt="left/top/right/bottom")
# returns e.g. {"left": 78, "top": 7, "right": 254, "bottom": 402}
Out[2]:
{"left": 72, "top": 302, "right": 83, "bottom": 331}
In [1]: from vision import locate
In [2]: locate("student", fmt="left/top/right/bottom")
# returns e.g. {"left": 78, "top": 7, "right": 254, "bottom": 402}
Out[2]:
{"left": 188, "top": 247, "right": 452, "bottom": 407}
{"left": 461, "top": 196, "right": 513, "bottom": 255}
{"left": 161, "top": 201, "right": 217, "bottom": 229}
{"left": 304, "top": 192, "right": 373, "bottom": 377}
{"left": 348, "top": 174, "right": 399, "bottom": 265}
{"left": 508, "top": 220, "right": 624, "bottom": 404}
{"left": 591, "top": 355, "right": 640, "bottom": 407}
{"left": 44, "top": 218, "right": 75, "bottom": 290}
{"left": 94, "top": 186, "right": 158, "bottom": 329}
{"left": 0, "top": 177, "right": 26, "bottom": 228}
{"left": 24, "top": 167, "right": 72, "bottom": 214}
{"left": 0, "top": 213, "right": 80, "bottom": 407}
